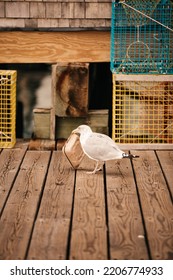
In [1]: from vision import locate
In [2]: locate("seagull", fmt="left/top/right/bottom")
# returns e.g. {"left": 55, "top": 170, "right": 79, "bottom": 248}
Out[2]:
{"left": 72, "top": 124, "right": 139, "bottom": 174}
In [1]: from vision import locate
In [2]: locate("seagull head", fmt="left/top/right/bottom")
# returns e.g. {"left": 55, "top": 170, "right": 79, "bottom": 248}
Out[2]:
{"left": 72, "top": 125, "right": 92, "bottom": 137}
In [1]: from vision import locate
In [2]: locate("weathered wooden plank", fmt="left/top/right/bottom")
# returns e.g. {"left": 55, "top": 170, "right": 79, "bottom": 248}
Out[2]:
{"left": 70, "top": 156, "right": 108, "bottom": 259}
{"left": 115, "top": 74, "right": 173, "bottom": 82}
{"left": 117, "top": 144, "right": 173, "bottom": 150}
{"left": 0, "top": 142, "right": 28, "bottom": 215}
{"left": 106, "top": 158, "right": 149, "bottom": 260}
{"left": 132, "top": 150, "right": 173, "bottom": 260}
{"left": 29, "top": 139, "right": 55, "bottom": 150}
{"left": 51, "top": 67, "right": 56, "bottom": 140}
{"left": 156, "top": 151, "right": 173, "bottom": 199}
{"left": 0, "top": 31, "right": 110, "bottom": 63}
{"left": 0, "top": 151, "right": 51, "bottom": 260}
{"left": 50, "top": 108, "right": 55, "bottom": 140}
{"left": 33, "top": 108, "right": 52, "bottom": 139}
{"left": 56, "top": 109, "right": 109, "bottom": 139}
{"left": 27, "top": 151, "right": 75, "bottom": 260}
{"left": 52, "top": 63, "right": 89, "bottom": 117}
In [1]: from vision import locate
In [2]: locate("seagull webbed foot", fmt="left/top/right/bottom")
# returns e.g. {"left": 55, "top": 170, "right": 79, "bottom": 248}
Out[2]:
{"left": 86, "top": 161, "right": 103, "bottom": 174}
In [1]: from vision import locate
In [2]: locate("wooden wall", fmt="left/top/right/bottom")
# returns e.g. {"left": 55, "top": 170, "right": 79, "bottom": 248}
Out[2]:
{"left": 0, "top": 1, "right": 111, "bottom": 63}
{"left": 0, "top": 1, "right": 111, "bottom": 29}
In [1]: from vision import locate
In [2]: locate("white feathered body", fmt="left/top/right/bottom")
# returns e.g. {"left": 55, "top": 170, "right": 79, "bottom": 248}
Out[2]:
{"left": 80, "top": 130, "right": 124, "bottom": 161}
{"left": 70, "top": 125, "right": 138, "bottom": 173}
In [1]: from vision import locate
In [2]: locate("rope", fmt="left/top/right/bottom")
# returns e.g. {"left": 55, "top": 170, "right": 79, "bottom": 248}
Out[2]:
{"left": 119, "top": 0, "right": 173, "bottom": 32}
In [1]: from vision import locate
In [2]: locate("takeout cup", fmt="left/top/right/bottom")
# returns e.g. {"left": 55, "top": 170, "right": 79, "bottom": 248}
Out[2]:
{"left": 62, "top": 132, "right": 85, "bottom": 169}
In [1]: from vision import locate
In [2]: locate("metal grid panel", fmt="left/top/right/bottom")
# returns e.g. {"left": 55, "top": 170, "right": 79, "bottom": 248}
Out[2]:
{"left": 110, "top": 0, "right": 173, "bottom": 74}
{"left": 0, "top": 70, "right": 16, "bottom": 148}
{"left": 112, "top": 74, "right": 173, "bottom": 143}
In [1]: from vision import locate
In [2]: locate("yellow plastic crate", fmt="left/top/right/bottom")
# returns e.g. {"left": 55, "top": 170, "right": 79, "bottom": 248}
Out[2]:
{"left": 0, "top": 70, "right": 17, "bottom": 148}
{"left": 112, "top": 74, "right": 173, "bottom": 144}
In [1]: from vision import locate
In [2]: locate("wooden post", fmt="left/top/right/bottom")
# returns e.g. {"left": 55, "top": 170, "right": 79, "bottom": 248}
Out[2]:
{"left": 52, "top": 63, "right": 89, "bottom": 117}
{"left": 33, "top": 108, "right": 54, "bottom": 139}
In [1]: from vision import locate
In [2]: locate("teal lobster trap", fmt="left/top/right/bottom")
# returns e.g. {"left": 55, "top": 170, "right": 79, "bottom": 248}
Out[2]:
{"left": 110, "top": 0, "right": 173, "bottom": 74}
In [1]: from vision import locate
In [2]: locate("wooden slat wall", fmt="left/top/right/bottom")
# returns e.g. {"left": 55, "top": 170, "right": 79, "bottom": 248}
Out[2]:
{"left": 0, "top": 1, "right": 111, "bottom": 30}
{"left": 0, "top": 31, "right": 110, "bottom": 63}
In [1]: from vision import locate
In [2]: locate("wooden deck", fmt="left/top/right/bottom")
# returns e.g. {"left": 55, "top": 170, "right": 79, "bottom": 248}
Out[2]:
{"left": 0, "top": 140, "right": 173, "bottom": 260}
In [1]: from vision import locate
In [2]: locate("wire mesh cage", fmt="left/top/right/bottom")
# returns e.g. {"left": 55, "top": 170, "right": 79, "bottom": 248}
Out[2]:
{"left": 112, "top": 74, "right": 173, "bottom": 143}
{"left": 0, "top": 70, "right": 17, "bottom": 148}
{"left": 110, "top": 0, "right": 173, "bottom": 74}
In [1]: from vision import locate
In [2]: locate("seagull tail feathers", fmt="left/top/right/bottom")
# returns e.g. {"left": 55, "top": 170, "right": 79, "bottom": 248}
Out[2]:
{"left": 122, "top": 153, "right": 139, "bottom": 159}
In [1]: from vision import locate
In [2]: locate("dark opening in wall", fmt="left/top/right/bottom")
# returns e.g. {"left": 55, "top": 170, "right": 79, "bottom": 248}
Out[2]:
{"left": 0, "top": 63, "right": 51, "bottom": 138}
{"left": 89, "top": 62, "right": 112, "bottom": 135}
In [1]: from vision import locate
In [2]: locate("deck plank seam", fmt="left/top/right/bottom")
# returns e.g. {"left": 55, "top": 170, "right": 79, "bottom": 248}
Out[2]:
{"left": 66, "top": 169, "right": 77, "bottom": 260}
{"left": 130, "top": 151, "right": 152, "bottom": 260}
{"left": 0, "top": 146, "right": 28, "bottom": 219}
{"left": 103, "top": 163, "right": 111, "bottom": 260}
{"left": 155, "top": 150, "right": 173, "bottom": 203}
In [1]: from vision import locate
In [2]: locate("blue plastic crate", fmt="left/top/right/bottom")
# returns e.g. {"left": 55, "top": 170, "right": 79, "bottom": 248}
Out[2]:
{"left": 110, "top": 0, "right": 173, "bottom": 74}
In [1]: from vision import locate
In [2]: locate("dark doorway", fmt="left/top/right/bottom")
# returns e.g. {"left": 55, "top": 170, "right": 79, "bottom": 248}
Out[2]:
{"left": 89, "top": 63, "right": 112, "bottom": 136}
{"left": 0, "top": 63, "right": 51, "bottom": 138}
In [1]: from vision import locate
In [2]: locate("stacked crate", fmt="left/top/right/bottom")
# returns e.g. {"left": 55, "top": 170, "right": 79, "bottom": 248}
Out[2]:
{"left": 0, "top": 70, "right": 17, "bottom": 148}
{"left": 111, "top": 0, "right": 173, "bottom": 143}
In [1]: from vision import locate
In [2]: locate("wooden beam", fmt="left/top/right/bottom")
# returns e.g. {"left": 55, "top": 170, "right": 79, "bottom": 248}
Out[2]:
{"left": 114, "top": 74, "right": 173, "bottom": 82}
{"left": 118, "top": 143, "right": 173, "bottom": 150}
{"left": 0, "top": 31, "right": 110, "bottom": 63}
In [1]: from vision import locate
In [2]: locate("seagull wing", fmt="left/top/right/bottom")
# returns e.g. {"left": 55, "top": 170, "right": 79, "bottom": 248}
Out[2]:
{"left": 81, "top": 132, "right": 124, "bottom": 161}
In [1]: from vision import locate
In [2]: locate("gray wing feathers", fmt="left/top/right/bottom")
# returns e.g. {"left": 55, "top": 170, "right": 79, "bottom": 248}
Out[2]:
{"left": 82, "top": 133, "right": 123, "bottom": 161}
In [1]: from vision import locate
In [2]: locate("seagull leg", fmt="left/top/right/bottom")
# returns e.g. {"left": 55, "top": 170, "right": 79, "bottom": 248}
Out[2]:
{"left": 87, "top": 161, "right": 103, "bottom": 174}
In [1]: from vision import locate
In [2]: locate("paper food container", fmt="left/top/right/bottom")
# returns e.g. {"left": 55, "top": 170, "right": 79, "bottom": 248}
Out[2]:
{"left": 62, "top": 133, "right": 85, "bottom": 169}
